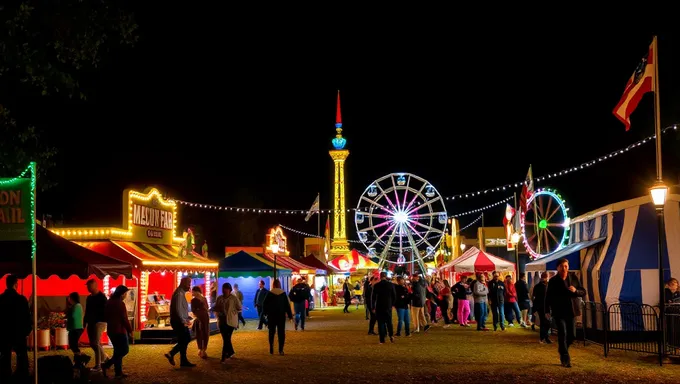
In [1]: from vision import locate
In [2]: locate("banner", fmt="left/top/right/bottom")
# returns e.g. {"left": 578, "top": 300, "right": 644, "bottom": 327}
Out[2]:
{"left": 0, "top": 177, "right": 32, "bottom": 241}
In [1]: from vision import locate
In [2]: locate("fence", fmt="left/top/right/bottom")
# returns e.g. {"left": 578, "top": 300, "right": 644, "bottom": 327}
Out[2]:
{"left": 579, "top": 301, "right": 670, "bottom": 364}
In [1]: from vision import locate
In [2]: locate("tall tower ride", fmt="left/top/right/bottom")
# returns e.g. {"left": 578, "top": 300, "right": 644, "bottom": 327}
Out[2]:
{"left": 329, "top": 91, "right": 350, "bottom": 258}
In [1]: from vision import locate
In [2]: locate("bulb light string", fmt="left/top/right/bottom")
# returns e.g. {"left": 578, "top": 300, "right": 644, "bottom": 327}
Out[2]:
{"left": 278, "top": 224, "right": 441, "bottom": 244}
{"left": 443, "top": 124, "right": 678, "bottom": 201}
{"left": 172, "top": 124, "right": 677, "bottom": 214}
{"left": 458, "top": 214, "right": 483, "bottom": 233}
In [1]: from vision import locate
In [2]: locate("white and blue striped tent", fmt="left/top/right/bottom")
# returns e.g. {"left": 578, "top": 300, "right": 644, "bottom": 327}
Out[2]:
{"left": 527, "top": 194, "right": 680, "bottom": 331}
{"left": 574, "top": 194, "right": 680, "bottom": 308}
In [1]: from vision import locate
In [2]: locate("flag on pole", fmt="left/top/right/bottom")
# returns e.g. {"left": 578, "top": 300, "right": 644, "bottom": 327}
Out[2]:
{"left": 613, "top": 37, "right": 656, "bottom": 131}
{"left": 305, "top": 194, "right": 320, "bottom": 222}
{"left": 519, "top": 165, "right": 534, "bottom": 211}
{"left": 502, "top": 203, "right": 515, "bottom": 227}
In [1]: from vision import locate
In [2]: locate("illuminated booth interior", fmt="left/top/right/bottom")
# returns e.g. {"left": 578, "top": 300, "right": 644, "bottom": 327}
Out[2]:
{"left": 220, "top": 248, "right": 292, "bottom": 319}
{"left": 51, "top": 188, "right": 218, "bottom": 343}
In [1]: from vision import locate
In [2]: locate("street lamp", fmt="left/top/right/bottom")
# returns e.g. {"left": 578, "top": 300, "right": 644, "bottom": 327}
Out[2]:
{"left": 650, "top": 180, "right": 668, "bottom": 364}
{"left": 271, "top": 244, "right": 279, "bottom": 281}
{"left": 511, "top": 232, "right": 520, "bottom": 246}
{"left": 460, "top": 243, "right": 466, "bottom": 252}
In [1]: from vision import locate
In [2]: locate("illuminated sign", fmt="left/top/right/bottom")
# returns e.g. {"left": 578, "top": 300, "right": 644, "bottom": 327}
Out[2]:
{"left": 123, "top": 188, "right": 177, "bottom": 244}
{"left": 0, "top": 178, "right": 31, "bottom": 241}
{"left": 485, "top": 238, "right": 507, "bottom": 247}
{"left": 265, "top": 226, "right": 289, "bottom": 256}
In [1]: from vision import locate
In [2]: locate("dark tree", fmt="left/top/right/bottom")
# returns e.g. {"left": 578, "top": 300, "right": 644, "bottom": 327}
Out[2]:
{"left": 0, "top": 1, "right": 138, "bottom": 188}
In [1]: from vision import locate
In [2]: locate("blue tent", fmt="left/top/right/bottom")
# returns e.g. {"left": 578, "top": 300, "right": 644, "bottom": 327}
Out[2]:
{"left": 217, "top": 250, "right": 291, "bottom": 319}
{"left": 562, "top": 195, "right": 680, "bottom": 331}
{"left": 525, "top": 237, "right": 606, "bottom": 272}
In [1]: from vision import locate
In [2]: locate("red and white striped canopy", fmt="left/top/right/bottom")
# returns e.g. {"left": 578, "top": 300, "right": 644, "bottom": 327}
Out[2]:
{"left": 441, "top": 247, "right": 515, "bottom": 273}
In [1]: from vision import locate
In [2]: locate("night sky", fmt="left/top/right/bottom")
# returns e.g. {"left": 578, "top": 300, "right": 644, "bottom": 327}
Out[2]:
{"left": 22, "top": 16, "right": 680, "bottom": 255}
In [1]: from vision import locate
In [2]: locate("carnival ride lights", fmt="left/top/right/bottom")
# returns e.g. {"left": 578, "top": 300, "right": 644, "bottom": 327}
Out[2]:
{"left": 520, "top": 188, "right": 570, "bottom": 260}
{"left": 354, "top": 173, "right": 447, "bottom": 272}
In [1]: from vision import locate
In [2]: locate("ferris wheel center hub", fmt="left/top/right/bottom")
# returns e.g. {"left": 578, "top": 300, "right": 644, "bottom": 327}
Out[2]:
{"left": 538, "top": 219, "right": 548, "bottom": 229}
{"left": 394, "top": 211, "right": 408, "bottom": 223}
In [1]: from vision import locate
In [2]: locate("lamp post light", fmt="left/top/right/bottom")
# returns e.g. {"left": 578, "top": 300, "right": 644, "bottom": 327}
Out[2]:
{"left": 651, "top": 180, "right": 668, "bottom": 365}
{"left": 511, "top": 232, "right": 521, "bottom": 276}
{"left": 460, "top": 243, "right": 466, "bottom": 252}
{"left": 271, "top": 243, "right": 279, "bottom": 281}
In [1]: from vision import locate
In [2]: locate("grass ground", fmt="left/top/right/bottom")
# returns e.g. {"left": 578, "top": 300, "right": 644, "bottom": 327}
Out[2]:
{"left": 14, "top": 306, "right": 680, "bottom": 383}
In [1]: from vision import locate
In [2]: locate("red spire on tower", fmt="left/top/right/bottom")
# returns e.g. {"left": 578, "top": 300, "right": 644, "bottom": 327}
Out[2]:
{"left": 336, "top": 90, "right": 342, "bottom": 125}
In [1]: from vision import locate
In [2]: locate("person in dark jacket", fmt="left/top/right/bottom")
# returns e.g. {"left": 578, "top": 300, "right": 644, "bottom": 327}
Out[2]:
{"left": 394, "top": 276, "right": 411, "bottom": 337}
{"left": 545, "top": 258, "right": 586, "bottom": 368}
{"left": 342, "top": 278, "right": 352, "bottom": 313}
{"left": 263, "top": 279, "right": 293, "bottom": 355}
{"left": 371, "top": 272, "right": 397, "bottom": 343}
{"left": 515, "top": 273, "right": 531, "bottom": 327}
{"left": 84, "top": 278, "right": 108, "bottom": 370}
{"left": 487, "top": 272, "right": 506, "bottom": 331}
{"left": 365, "top": 276, "right": 377, "bottom": 335}
{"left": 410, "top": 274, "right": 430, "bottom": 333}
{"left": 102, "top": 285, "right": 133, "bottom": 379}
{"left": 254, "top": 280, "right": 269, "bottom": 330}
{"left": 363, "top": 276, "right": 371, "bottom": 320}
{"left": 531, "top": 272, "right": 550, "bottom": 343}
{"left": 0, "top": 275, "right": 31, "bottom": 379}
{"left": 288, "top": 277, "right": 311, "bottom": 331}
{"left": 453, "top": 275, "right": 471, "bottom": 327}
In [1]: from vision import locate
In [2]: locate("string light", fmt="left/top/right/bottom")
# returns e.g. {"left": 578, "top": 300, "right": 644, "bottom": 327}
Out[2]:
{"left": 442, "top": 124, "right": 679, "bottom": 201}
{"left": 458, "top": 214, "right": 483, "bottom": 233}
{"left": 0, "top": 162, "right": 36, "bottom": 258}
{"left": 449, "top": 196, "right": 513, "bottom": 218}
{"left": 172, "top": 125, "right": 678, "bottom": 214}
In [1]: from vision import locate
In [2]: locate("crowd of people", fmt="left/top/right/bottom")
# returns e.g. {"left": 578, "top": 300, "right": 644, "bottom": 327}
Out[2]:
{"left": 362, "top": 259, "right": 586, "bottom": 367}
{"left": 9, "top": 257, "right": 680, "bottom": 379}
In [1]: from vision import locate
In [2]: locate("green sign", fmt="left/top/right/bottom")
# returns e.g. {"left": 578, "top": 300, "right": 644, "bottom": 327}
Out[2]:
{"left": 0, "top": 178, "right": 32, "bottom": 241}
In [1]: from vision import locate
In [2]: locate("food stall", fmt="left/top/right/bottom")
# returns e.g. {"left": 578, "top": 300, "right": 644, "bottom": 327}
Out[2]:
{"left": 51, "top": 187, "right": 218, "bottom": 343}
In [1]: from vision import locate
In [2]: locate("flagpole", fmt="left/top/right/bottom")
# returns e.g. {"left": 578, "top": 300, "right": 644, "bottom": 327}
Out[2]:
{"left": 651, "top": 35, "right": 666, "bottom": 365}
{"left": 317, "top": 193, "right": 321, "bottom": 238}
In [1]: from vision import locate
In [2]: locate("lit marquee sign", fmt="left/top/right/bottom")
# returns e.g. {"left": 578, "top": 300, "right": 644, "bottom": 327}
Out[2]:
{"left": 124, "top": 188, "right": 177, "bottom": 244}
{"left": 265, "top": 226, "right": 289, "bottom": 256}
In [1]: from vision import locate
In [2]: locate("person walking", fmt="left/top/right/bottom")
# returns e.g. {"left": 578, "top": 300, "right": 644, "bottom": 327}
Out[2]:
{"left": 233, "top": 284, "right": 247, "bottom": 327}
{"left": 190, "top": 286, "right": 210, "bottom": 359}
{"left": 488, "top": 272, "right": 506, "bottom": 331}
{"left": 254, "top": 280, "right": 269, "bottom": 330}
{"left": 0, "top": 275, "right": 31, "bottom": 380}
{"left": 410, "top": 274, "right": 430, "bottom": 333}
{"left": 515, "top": 273, "right": 531, "bottom": 327}
{"left": 289, "top": 277, "right": 312, "bottom": 331}
{"left": 66, "top": 292, "right": 90, "bottom": 368}
{"left": 164, "top": 277, "right": 195, "bottom": 367}
{"left": 371, "top": 272, "right": 397, "bottom": 344}
{"left": 263, "top": 279, "right": 293, "bottom": 355}
{"left": 531, "top": 272, "right": 551, "bottom": 344}
{"left": 472, "top": 273, "right": 489, "bottom": 331}
{"left": 365, "top": 276, "right": 378, "bottom": 335}
{"left": 453, "top": 275, "right": 471, "bottom": 327}
{"left": 101, "top": 286, "right": 132, "bottom": 379}
{"left": 342, "top": 278, "right": 352, "bottom": 313}
{"left": 504, "top": 275, "right": 521, "bottom": 327}
{"left": 212, "top": 283, "right": 242, "bottom": 362}
{"left": 83, "top": 279, "right": 108, "bottom": 370}
{"left": 394, "top": 276, "right": 411, "bottom": 337}
{"left": 545, "top": 258, "right": 586, "bottom": 368}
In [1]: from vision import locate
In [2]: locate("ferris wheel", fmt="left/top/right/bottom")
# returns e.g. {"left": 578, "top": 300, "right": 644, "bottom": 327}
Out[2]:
{"left": 354, "top": 173, "right": 448, "bottom": 272}
{"left": 520, "top": 188, "right": 570, "bottom": 260}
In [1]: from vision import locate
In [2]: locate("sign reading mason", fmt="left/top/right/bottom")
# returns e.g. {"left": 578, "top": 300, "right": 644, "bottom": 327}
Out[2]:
{"left": 124, "top": 188, "right": 177, "bottom": 244}
{"left": 0, "top": 178, "right": 32, "bottom": 241}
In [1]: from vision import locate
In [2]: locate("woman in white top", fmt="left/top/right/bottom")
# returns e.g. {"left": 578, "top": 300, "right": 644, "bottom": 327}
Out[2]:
{"left": 211, "top": 282, "right": 242, "bottom": 363}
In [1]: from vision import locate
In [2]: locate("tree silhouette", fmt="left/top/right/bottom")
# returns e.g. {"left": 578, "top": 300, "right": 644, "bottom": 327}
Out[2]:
{"left": 0, "top": 1, "right": 138, "bottom": 187}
